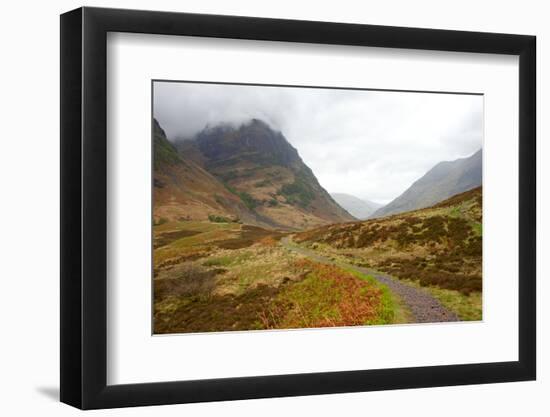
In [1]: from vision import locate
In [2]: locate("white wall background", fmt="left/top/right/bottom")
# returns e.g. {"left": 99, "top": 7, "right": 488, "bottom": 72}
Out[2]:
{"left": 0, "top": 0, "right": 546, "bottom": 415}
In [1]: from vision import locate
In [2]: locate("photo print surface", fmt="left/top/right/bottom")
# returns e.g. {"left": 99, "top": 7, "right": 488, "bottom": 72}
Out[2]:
{"left": 152, "top": 81, "right": 483, "bottom": 335}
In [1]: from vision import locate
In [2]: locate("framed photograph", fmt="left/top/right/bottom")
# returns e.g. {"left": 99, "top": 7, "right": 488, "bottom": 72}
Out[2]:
{"left": 60, "top": 7, "right": 536, "bottom": 409}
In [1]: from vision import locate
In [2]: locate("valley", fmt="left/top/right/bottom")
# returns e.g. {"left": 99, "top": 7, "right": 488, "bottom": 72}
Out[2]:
{"left": 153, "top": 219, "right": 408, "bottom": 333}
{"left": 153, "top": 187, "right": 482, "bottom": 333}
{"left": 152, "top": 117, "right": 483, "bottom": 333}
{"left": 155, "top": 118, "right": 354, "bottom": 230}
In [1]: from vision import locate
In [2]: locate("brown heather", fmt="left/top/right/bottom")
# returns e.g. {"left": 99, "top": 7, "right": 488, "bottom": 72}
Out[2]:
{"left": 296, "top": 187, "right": 482, "bottom": 295}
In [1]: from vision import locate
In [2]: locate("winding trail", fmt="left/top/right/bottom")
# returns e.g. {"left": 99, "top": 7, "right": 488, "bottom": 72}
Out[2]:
{"left": 280, "top": 236, "right": 459, "bottom": 323}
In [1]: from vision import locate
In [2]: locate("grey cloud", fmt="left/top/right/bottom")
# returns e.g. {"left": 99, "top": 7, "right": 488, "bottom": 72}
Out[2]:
{"left": 153, "top": 81, "right": 483, "bottom": 203}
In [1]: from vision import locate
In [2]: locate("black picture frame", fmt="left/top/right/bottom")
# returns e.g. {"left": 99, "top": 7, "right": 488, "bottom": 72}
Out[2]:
{"left": 60, "top": 6, "right": 536, "bottom": 410}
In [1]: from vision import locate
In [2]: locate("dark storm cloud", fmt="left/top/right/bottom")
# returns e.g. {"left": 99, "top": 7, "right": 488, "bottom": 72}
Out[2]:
{"left": 153, "top": 81, "right": 483, "bottom": 203}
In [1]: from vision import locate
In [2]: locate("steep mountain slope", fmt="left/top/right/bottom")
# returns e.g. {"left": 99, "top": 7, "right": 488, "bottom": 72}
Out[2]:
{"left": 330, "top": 193, "right": 382, "bottom": 219}
{"left": 184, "top": 119, "right": 355, "bottom": 229}
{"left": 372, "top": 149, "right": 482, "bottom": 218}
{"left": 153, "top": 119, "right": 276, "bottom": 227}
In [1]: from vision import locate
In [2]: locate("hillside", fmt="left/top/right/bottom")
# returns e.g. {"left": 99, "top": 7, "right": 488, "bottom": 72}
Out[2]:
{"left": 181, "top": 119, "right": 355, "bottom": 229}
{"left": 296, "top": 187, "right": 482, "bottom": 303}
{"left": 372, "top": 149, "right": 482, "bottom": 218}
{"left": 153, "top": 119, "right": 277, "bottom": 228}
{"left": 330, "top": 193, "right": 382, "bottom": 219}
{"left": 153, "top": 186, "right": 482, "bottom": 333}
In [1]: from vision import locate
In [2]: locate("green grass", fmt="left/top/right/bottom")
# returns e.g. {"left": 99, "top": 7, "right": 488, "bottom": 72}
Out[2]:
{"left": 346, "top": 269, "right": 411, "bottom": 325}
{"left": 202, "top": 256, "right": 234, "bottom": 267}
{"left": 223, "top": 182, "right": 238, "bottom": 195}
{"left": 472, "top": 222, "right": 482, "bottom": 237}
{"left": 202, "top": 251, "right": 253, "bottom": 267}
{"left": 278, "top": 274, "right": 342, "bottom": 327}
{"left": 238, "top": 191, "right": 258, "bottom": 210}
{"left": 208, "top": 214, "right": 232, "bottom": 223}
{"left": 426, "top": 286, "right": 482, "bottom": 321}
{"left": 153, "top": 221, "right": 241, "bottom": 265}
{"left": 402, "top": 279, "right": 482, "bottom": 321}
{"left": 221, "top": 182, "right": 258, "bottom": 211}
{"left": 278, "top": 171, "right": 316, "bottom": 208}
{"left": 154, "top": 295, "right": 193, "bottom": 316}
{"left": 284, "top": 239, "right": 410, "bottom": 325}
{"left": 159, "top": 228, "right": 235, "bottom": 249}
{"left": 449, "top": 206, "right": 461, "bottom": 218}
{"left": 153, "top": 130, "right": 181, "bottom": 170}
{"left": 154, "top": 220, "right": 235, "bottom": 233}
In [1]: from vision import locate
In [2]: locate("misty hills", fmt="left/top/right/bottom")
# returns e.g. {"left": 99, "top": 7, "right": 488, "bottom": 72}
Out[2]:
{"left": 372, "top": 149, "right": 482, "bottom": 218}
{"left": 154, "top": 116, "right": 482, "bottom": 228}
{"left": 330, "top": 193, "right": 382, "bottom": 219}
{"left": 153, "top": 119, "right": 273, "bottom": 227}
{"left": 154, "top": 118, "right": 355, "bottom": 230}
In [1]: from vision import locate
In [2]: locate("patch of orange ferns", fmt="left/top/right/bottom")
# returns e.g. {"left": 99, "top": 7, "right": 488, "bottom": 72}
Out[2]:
{"left": 281, "top": 259, "right": 382, "bottom": 328}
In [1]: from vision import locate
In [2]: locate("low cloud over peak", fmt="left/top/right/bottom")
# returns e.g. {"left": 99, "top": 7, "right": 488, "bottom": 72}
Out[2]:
{"left": 154, "top": 81, "right": 483, "bottom": 203}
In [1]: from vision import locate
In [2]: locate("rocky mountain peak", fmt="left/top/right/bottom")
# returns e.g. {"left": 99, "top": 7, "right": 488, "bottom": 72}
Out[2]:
{"left": 195, "top": 119, "right": 301, "bottom": 169}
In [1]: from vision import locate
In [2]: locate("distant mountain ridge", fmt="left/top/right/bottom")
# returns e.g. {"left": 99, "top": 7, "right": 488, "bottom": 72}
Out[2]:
{"left": 154, "top": 118, "right": 355, "bottom": 230}
{"left": 372, "top": 149, "right": 482, "bottom": 218}
{"left": 330, "top": 193, "right": 382, "bottom": 219}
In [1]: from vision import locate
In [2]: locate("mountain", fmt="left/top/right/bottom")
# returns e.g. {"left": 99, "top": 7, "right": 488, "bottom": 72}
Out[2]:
{"left": 153, "top": 119, "right": 277, "bottom": 228}
{"left": 372, "top": 149, "right": 482, "bottom": 218}
{"left": 155, "top": 118, "right": 355, "bottom": 230}
{"left": 191, "top": 119, "right": 355, "bottom": 229}
{"left": 330, "top": 193, "right": 382, "bottom": 219}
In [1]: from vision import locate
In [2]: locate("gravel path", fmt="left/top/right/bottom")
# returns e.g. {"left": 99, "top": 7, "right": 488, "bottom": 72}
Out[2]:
{"left": 280, "top": 237, "right": 459, "bottom": 323}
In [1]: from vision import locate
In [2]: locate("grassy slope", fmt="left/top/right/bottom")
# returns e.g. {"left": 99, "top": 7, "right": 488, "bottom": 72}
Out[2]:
{"left": 372, "top": 150, "right": 481, "bottom": 218}
{"left": 188, "top": 119, "right": 355, "bottom": 230}
{"left": 295, "top": 187, "right": 483, "bottom": 321}
{"left": 153, "top": 220, "right": 403, "bottom": 333}
{"left": 152, "top": 186, "right": 483, "bottom": 333}
{"left": 154, "top": 119, "right": 280, "bottom": 228}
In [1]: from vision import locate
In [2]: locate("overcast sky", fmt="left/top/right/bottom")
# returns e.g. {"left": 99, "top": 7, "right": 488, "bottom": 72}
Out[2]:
{"left": 153, "top": 81, "right": 483, "bottom": 204}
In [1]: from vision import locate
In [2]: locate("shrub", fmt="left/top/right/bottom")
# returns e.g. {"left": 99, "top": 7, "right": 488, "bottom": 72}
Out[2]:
{"left": 377, "top": 255, "right": 481, "bottom": 295}
{"left": 154, "top": 264, "right": 217, "bottom": 299}
{"left": 279, "top": 174, "right": 315, "bottom": 208}
{"left": 208, "top": 214, "right": 231, "bottom": 223}
{"left": 238, "top": 192, "right": 258, "bottom": 210}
